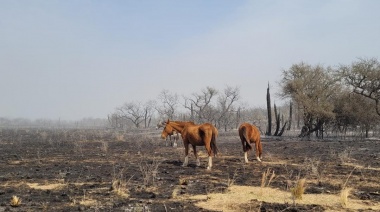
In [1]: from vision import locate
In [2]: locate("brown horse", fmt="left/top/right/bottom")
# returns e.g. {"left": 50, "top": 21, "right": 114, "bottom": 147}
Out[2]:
{"left": 161, "top": 120, "right": 218, "bottom": 170}
{"left": 156, "top": 120, "right": 179, "bottom": 147}
{"left": 238, "top": 123, "right": 263, "bottom": 163}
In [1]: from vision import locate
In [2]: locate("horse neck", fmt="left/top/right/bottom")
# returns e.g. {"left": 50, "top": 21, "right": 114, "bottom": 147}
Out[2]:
{"left": 169, "top": 122, "right": 186, "bottom": 132}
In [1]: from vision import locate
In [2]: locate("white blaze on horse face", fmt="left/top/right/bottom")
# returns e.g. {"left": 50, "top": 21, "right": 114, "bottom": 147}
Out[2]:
{"left": 244, "top": 152, "right": 249, "bottom": 163}
{"left": 183, "top": 156, "right": 189, "bottom": 167}
{"left": 207, "top": 156, "right": 212, "bottom": 170}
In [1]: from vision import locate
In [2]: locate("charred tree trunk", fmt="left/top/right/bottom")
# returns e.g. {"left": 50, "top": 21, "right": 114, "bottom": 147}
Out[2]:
{"left": 278, "top": 121, "right": 288, "bottom": 136}
{"left": 287, "top": 101, "right": 293, "bottom": 130}
{"left": 274, "top": 103, "right": 280, "bottom": 136}
{"left": 266, "top": 83, "right": 272, "bottom": 136}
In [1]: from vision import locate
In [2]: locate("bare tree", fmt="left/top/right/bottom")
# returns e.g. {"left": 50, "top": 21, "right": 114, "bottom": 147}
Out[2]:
{"left": 216, "top": 86, "right": 240, "bottom": 131}
{"left": 156, "top": 90, "right": 179, "bottom": 120}
{"left": 117, "top": 102, "right": 145, "bottom": 128}
{"left": 184, "top": 87, "right": 218, "bottom": 123}
{"left": 339, "top": 58, "right": 380, "bottom": 116}
{"left": 143, "top": 100, "right": 156, "bottom": 128}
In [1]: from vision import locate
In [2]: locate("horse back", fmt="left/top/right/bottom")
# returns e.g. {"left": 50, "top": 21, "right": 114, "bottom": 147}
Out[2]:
{"left": 239, "top": 123, "right": 260, "bottom": 143}
{"left": 182, "top": 122, "right": 215, "bottom": 145}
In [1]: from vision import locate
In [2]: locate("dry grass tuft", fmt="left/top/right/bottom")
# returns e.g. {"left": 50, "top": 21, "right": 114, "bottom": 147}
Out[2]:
{"left": 111, "top": 167, "right": 131, "bottom": 198}
{"left": 290, "top": 178, "right": 306, "bottom": 200}
{"left": 114, "top": 133, "right": 125, "bottom": 142}
{"left": 10, "top": 195, "right": 22, "bottom": 207}
{"left": 261, "top": 168, "right": 276, "bottom": 188}
{"left": 340, "top": 187, "right": 352, "bottom": 208}
{"left": 179, "top": 178, "right": 188, "bottom": 185}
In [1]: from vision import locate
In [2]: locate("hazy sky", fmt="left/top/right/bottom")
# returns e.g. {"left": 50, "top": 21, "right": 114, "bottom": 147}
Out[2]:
{"left": 1, "top": 0, "right": 379, "bottom": 120}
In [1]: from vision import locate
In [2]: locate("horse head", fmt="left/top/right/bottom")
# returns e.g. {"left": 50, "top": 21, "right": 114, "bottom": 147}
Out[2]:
{"left": 161, "top": 120, "right": 174, "bottom": 139}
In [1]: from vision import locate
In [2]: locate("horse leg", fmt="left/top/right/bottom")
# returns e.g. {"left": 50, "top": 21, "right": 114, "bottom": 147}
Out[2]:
{"left": 173, "top": 132, "right": 178, "bottom": 148}
{"left": 192, "top": 145, "right": 200, "bottom": 166}
{"left": 204, "top": 138, "right": 213, "bottom": 170}
{"left": 183, "top": 140, "right": 189, "bottom": 167}
{"left": 258, "top": 140, "right": 263, "bottom": 160}
{"left": 243, "top": 141, "right": 252, "bottom": 163}
{"left": 207, "top": 156, "right": 212, "bottom": 170}
{"left": 240, "top": 135, "right": 250, "bottom": 163}
{"left": 255, "top": 141, "right": 262, "bottom": 162}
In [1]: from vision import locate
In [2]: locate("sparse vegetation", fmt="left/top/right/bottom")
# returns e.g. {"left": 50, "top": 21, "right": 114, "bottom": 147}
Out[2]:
{"left": 0, "top": 128, "right": 379, "bottom": 211}
{"left": 139, "top": 157, "right": 161, "bottom": 188}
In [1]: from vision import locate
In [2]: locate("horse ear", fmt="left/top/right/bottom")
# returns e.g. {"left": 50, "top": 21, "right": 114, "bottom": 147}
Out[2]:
{"left": 166, "top": 119, "right": 170, "bottom": 123}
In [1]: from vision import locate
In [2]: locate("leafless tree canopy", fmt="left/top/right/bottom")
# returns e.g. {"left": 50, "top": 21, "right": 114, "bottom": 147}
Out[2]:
{"left": 156, "top": 90, "right": 179, "bottom": 120}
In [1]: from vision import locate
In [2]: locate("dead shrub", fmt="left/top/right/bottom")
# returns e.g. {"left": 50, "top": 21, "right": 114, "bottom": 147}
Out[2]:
{"left": 139, "top": 157, "right": 161, "bottom": 188}
{"left": 261, "top": 168, "right": 275, "bottom": 188}
{"left": 304, "top": 157, "right": 326, "bottom": 184}
{"left": 338, "top": 147, "right": 353, "bottom": 164}
{"left": 226, "top": 168, "right": 238, "bottom": 188}
{"left": 290, "top": 178, "right": 306, "bottom": 200}
{"left": 111, "top": 166, "right": 132, "bottom": 198}
{"left": 10, "top": 195, "right": 21, "bottom": 207}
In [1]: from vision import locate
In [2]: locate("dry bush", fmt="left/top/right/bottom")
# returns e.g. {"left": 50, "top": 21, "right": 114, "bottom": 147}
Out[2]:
{"left": 10, "top": 195, "right": 21, "bottom": 207}
{"left": 261, "top": 168, "right": 275, "bottom": 188}
{"left": 139, "top": 157, "right": 161, "bottom": 188}
{"left": 340, "top": 187, "right": 352, "bottom": 208}
{"left": 111, "top": 167, "right": 132, "bottom": 198}
{"left": 304, "top": 157, "right": 326, "bottom": 184}
{"left": 290, "top": 178, "right": 306, "bottom": 200}
{"left": 100, "top": 141, "right": 109, "bottom": 154}
{"left": 226, "top": 168, "right": 238, "bottom": 188}
{"left": 338, "top": 147, "right": 353, "bottom": 164}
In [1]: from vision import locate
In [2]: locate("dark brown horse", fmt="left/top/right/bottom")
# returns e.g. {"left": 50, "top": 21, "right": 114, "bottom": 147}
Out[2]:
{"left": 239, "top": 123, "right": 262, "bottom": 163}
{"left": 161, "top": 120, "right": 218, "bottom": 170}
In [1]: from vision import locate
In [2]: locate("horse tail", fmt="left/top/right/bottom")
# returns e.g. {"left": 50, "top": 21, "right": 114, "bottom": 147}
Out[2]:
{"left": 258, "top": 136, "right": 263, "bottom": 156}
{"left": 242, "top": 126, "right": 252, "bottom": 151}
{"left": 211, "top": 128, "right": 219, "bottom": 157}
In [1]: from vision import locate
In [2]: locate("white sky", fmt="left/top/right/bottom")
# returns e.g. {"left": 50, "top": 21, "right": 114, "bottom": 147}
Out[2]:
{"left": 1, "top": 0, "right": 379, "bottom": 120}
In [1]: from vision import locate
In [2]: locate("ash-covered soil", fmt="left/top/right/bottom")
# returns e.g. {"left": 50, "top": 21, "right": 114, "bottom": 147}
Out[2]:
{"left": 0, "top": 128, "right": 379, "bottom": 211}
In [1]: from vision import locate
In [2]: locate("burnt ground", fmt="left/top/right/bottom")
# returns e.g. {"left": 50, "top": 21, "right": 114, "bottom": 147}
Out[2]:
{"left": 0, "top": 128, "right": 379, "bottom": 211}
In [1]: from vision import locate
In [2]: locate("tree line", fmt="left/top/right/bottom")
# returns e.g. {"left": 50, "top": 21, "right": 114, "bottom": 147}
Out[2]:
{"left": 109, "top": 57, "right": 380, "bottom": 138}
{"left": 279, "top": 57, "right": 380, "bottom": 138}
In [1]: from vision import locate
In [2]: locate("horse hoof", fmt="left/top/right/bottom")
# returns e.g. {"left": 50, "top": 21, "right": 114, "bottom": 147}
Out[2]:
{"left": 207, "top": 166, "right": 211, "bottom": 170}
